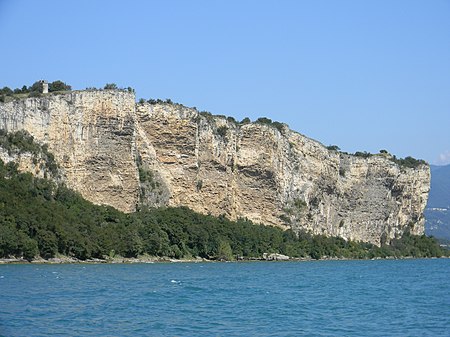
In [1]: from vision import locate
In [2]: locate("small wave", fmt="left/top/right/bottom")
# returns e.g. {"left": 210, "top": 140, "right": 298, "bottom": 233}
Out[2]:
{"left": 171, "top": 280, "right": 180, "bottom": 284}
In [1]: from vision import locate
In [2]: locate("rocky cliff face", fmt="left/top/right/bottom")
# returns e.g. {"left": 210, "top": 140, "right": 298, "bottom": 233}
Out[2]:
{"left": 0, "top": 91, "right": 139, "bottom": 212}
{"left": 0, "top": 90, "right": 430, "bottom": 245}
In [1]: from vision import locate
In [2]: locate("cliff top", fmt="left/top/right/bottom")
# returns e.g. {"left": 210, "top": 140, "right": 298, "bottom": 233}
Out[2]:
{"left": 0, "top": 82, "right": 427, "bottom": 170}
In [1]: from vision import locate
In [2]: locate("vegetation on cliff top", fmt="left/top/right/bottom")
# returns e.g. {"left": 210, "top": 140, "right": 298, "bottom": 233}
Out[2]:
{"left": 0, "top": 81, "right": 427, "bottom": 169}
{"left": 327, "top": 145, "right": 427, "bottom": 169}
{"left": 0, "top": 81, "right": 138, "bottom": 103}
{"left": 141, "top": 95, "right": 426, "bottom": 167}
{"left": 0, "top": 132, "right": 445, "bottom": 261}
{"left": 0, "top": 80, "right": 72, "bottom": 102}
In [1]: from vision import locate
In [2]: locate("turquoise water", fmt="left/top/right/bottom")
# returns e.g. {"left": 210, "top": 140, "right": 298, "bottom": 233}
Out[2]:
{"left": 0, "top": 259, "right": 449, "bottom": 336}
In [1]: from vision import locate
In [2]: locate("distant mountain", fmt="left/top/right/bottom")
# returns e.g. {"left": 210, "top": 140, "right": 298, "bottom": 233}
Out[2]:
{"left": 425, "top": 164, "right": 450, "bottom": 240}
{"left": 428, "top": 165, "right": 450, "bottom": 208}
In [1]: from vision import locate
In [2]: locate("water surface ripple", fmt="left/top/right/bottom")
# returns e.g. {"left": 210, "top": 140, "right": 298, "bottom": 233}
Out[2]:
{"left": 0, "top": 259, "right": 448, "bottom": 336}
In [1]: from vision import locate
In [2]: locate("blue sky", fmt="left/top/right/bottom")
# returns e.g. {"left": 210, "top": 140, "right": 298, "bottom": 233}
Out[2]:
{"left": 1, "top": 0, "right": 449, "bottom": 164}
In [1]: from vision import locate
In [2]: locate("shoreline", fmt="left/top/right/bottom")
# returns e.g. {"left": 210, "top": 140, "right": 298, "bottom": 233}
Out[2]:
{"left": 0, "top": 255, "right": 447, "bottom": 265}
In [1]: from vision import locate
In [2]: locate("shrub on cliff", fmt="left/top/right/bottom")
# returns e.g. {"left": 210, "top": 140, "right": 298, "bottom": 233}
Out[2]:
{"left": 255, "top": 117, "right": 286, "bottom": 133}
{"left": 0, "top": 87, "right": 13, "bottom": 102}
{"left": 0, "top": 87, "right": 13, "bottom": 96}
{"left": 327, "top": 145, "right": 341, "bottom": 151}
{"left": 351, "top": 149, "right": 426, "bottom": 169}
{"left": 217, "top": 125, "right": 228, "bottom": 138}
{"left": 147, "top": 98, "right": 167, "bottom": 105}
{"left": 0, "top": 129, "right": 41, "bottom": 155}
{"left": 256, "top": 117, "right": 273, "bottom": 125}
{"left": 0, "top": 130, "right": 58, "bottom": 176}
{"left": 28, "top": 91, "right": 42, "bottom": 98}
{"left": 391, "top": 156, "right": 427, "bottom": 169}
{"left": 13, "top": 85, "right": 29, "bottom": 94}
{"left": 104, "top": 83, "right": 118, "bottom": 90}
{"left": 272, "top": 121, "right": 285, "bottom": 133}
{"left": 354, "top": 151, "right": 373, "bottom": 158}
{"left": 49, "top": 80, "right": 71, "bottom": 92}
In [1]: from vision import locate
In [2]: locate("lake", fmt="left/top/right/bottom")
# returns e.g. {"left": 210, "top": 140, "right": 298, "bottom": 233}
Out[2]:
{"left": 0, "top": 259, "right": 449, "bottom": 336}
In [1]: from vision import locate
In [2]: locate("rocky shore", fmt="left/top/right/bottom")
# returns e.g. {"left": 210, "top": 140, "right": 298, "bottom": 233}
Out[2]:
{"left": 1, "top": 254, "right": 442, "bottom": 265}
{"left": 0, "top": 255, "right": 208, "bottom": 264}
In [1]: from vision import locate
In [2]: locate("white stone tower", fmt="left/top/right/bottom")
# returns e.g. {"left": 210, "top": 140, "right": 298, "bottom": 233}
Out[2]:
{"left": 39, "top": 80, "right": 48, "bottom": 94}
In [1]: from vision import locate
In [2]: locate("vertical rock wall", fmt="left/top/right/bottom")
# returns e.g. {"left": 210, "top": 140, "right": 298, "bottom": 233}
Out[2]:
{"left": 135, "top": 102, "right": 430, "bottom": 245}
{"left": 0, "top": 91, "right": 430, "bottom": 245}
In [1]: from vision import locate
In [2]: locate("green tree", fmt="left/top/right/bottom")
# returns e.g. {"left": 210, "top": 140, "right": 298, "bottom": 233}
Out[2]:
{"left": 49, "top": 80, "right": 71, "bottom": 92}
{"left": 30, "top": 81, "right": 44, "bottom": 93}
{"left": 327, "top": 145, "right": 341, "bottom": 151}
{"left": 0, "top": 87, "right": 13, "bottom": 96}
{"left": 104, "top": 83, "right": 118, "bottom": 90}
{"left": 18, "top": 233, "right": 39, "bottom": 261}
{"left": 256, "top": 117, "right": 272, "bottom": 124}
{"left": 0, "top": 216, "right": 19, "bottom": 256}
{"left": 216, "top": 239, "right": 234, "bottom": 261}
{"left": 37, "top": 230, "right": 58, "bottom": 258}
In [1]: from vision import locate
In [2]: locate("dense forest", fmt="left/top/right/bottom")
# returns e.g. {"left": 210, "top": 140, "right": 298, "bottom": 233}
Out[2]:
{"left": 0, "top": 149, "right": 446, "bottom": 261}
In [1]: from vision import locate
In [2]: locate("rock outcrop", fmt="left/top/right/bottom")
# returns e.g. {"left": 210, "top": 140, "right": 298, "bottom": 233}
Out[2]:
{"left": 0, "top": 90, "right": 430, "bottom": 245}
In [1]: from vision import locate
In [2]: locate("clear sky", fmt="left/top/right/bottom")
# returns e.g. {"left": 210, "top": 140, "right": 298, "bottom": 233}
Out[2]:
{"left": 1, "top": 0, "right": 449, "bottom": 164}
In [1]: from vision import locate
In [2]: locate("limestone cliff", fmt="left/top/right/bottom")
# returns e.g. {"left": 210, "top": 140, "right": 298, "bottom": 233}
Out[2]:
{"left": 0, "top": 90, "right": 430, "bottom": 245}
{"left": 0, "top": 91, "right": 138, "bottom": 212}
